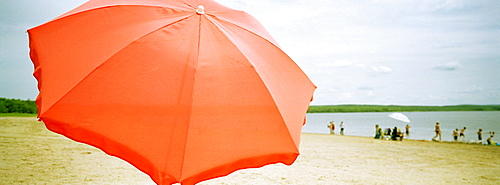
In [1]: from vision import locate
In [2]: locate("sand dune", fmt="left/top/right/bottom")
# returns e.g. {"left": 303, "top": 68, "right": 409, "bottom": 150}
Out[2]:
{"left": 1, "top": 117, "right": 499, "bottom": 184}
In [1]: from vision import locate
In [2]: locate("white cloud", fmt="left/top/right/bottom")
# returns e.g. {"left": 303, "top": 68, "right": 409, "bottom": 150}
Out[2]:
{"left": 434, "top": 61, "right": 463, "bottom": 71}
{"left": 356, "top": 64, "right": 367, "bottom": 68}
{"left": 357, "top": 86, "right": 375, "bottom": 91}
{"left": 371, "top": 66, "right": 393, "bottom": 74}
{"left": 367, "top": 91, "right": 375, "bottom": 97}
{"left": 329, "top": 60, "right": 353, "bottom": 67}
{"left": 460, "top": 86, "right": 483, "bottom": 94}
{"left": 339, "top": 93, "right": 353, "bottom": 100}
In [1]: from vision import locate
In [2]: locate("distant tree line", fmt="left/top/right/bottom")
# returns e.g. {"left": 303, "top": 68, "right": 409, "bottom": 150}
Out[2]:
{"left": 2, "top": 97, "right": 499, "bottom": 114}
{"left": 307, "top": 104, "right": 500, "bottom": 113}
{"left": 0, "top": 98, "right": 37, "bottom": 114}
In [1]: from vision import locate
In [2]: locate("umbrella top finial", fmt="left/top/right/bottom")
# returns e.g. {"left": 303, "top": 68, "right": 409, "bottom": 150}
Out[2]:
{"left": 196, "top": 5, "right": 205, "bottom": 14}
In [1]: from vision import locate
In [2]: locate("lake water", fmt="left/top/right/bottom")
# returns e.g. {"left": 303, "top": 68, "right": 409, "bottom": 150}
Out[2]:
{"left": 303, "top": 111, "right": 500, "bottom": 142}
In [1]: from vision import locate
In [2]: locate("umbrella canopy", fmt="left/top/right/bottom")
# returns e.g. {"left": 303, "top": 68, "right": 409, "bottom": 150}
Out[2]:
{"left": 388, "top": 113, "right": 411, "bottom": 123}
{"left": 27, "top": 0, "right": 315, "bottom": 184}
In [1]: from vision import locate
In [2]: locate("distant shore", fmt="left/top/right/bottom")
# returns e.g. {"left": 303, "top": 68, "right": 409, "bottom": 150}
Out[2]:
{"left": 307, "top": 104, "right": 500, "bottom": 113}
{"left": 2, "top": 96, "right": 499, "bottom": 115}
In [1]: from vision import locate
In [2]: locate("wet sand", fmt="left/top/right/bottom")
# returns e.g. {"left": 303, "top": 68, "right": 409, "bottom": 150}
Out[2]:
{"left": 1, "top": 117, "right": 499, "bottom": 184}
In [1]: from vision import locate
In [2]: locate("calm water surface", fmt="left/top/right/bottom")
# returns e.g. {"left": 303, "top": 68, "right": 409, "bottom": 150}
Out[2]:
{"left": 303, "top": 111, "right": 500, "bottom": 142}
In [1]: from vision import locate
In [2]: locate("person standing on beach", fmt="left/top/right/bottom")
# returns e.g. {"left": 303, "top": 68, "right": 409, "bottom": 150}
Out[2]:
{"left": 327, "top": 121, "right": 335, "bottom": 135}
{"left": 392, "top": 126, "right": 399, "bottom": 140}
{"left": 477, "top": 129, "right": 483, "bottom": 142}
{"left": 453, "top": 129, "right": 459, "bottom": 143}
{"left": 459, "top": 127, "right": 466, "bottom": 142}
{"left": 375, "top": 125, "right": 382, "bottom": 139}
{"left": 487, "top": 134, "right": 495, "bottom": 145}
{"left": 432, "top": 122, "right": 442, "bottom": 141}
{"left": 405, "top": 124, "right": 411, "bottom": 135}
{"left": 340, "top": 122, "right": 345, "bottom": 135}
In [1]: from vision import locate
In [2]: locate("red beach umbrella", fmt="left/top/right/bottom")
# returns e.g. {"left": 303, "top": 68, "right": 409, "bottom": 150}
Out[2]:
{"left": 27, "top": 0, "right": 316, "bottom": 184}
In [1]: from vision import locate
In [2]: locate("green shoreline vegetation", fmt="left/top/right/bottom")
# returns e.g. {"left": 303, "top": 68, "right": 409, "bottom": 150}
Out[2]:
{"left": 1, "top": 97, "right": 499, "bottom": 116}
{"left": 0, "top": 113, "right": 37, "bottom": 117}
{"left": 0, "top": 98, "right": 37, "bottom": 115}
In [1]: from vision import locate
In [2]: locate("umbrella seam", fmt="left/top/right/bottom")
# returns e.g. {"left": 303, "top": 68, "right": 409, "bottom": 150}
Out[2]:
{"left": 207, "top": 14, "right": 304, "bottom": 151}
{"left": 175, "top": 0, "right": 197, "bottom": 10}
{"left": 37, "top": 15, "right": 195, "bottom": 121}
{"left": 212, "top": 11, "right": 282, "bottom": 52}
{"left": 206, "top": 12, "right": 306, "bottom": 112}
{"left": 225, "top": 19, "right": 313, "bottom": 149}
{"left": 176, "top": 9, "right": 203, "bottom": 182}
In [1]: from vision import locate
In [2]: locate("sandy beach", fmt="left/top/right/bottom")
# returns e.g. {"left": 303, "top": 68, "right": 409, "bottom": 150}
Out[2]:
{"left": 1, "top": 117, "right": 499, "bottom": 185}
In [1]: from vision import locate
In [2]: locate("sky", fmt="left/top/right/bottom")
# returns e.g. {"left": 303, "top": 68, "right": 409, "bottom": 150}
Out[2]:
{"left": 1, "top": 0, "right": 499, "bottom": 106}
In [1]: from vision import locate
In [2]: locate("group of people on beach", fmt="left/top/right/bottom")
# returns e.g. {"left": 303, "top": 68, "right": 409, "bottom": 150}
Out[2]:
{"left": 373, "top": 124, "right": 408, "bottom": 141}
{"left": 451, "top": 127, "right": 467, "bottom": 142}
{"left": 327, "top": 121, "right": 344, "bottom": 135}
{"left": 329, "top": 121, "right": 408, "bottom": 142}
{"left": 327, "top": 120, "right": 497, "bottom": 145}
{"left": 432, "top": 122, "right": 496, "bottom": 145}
